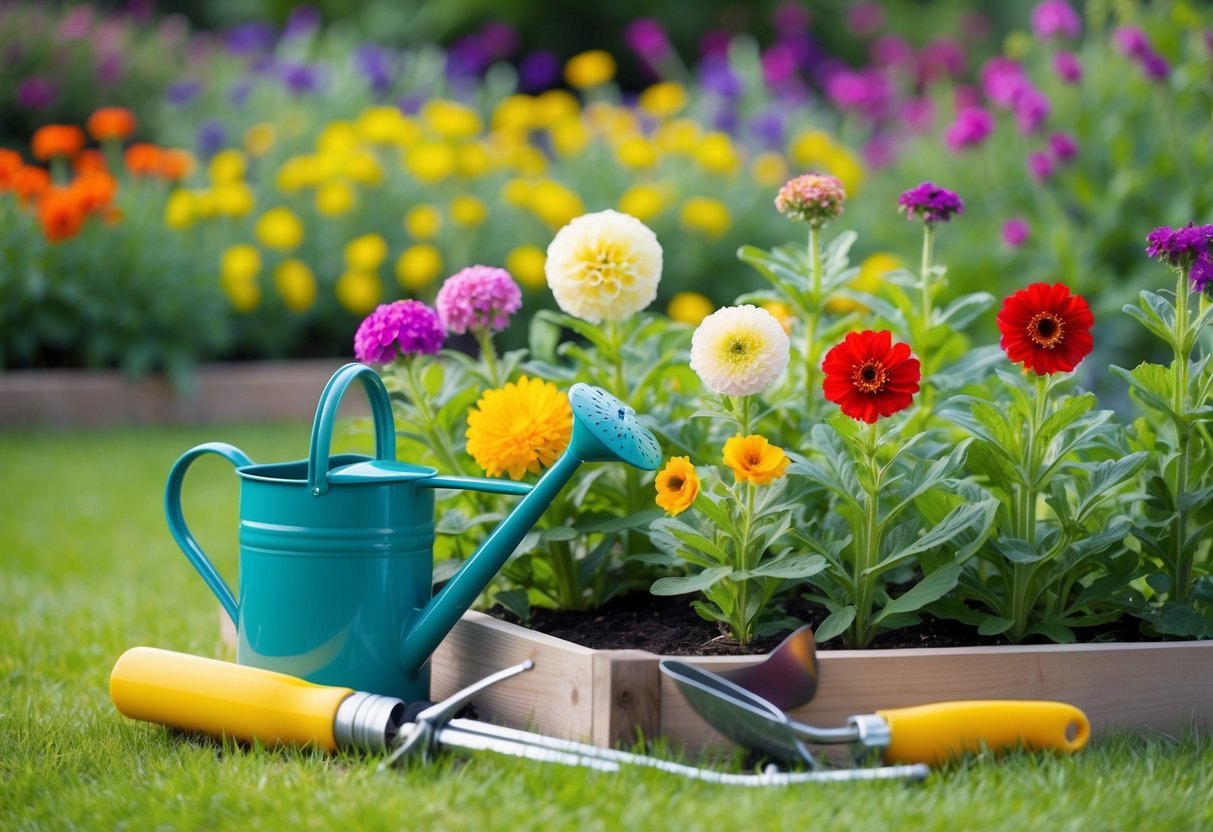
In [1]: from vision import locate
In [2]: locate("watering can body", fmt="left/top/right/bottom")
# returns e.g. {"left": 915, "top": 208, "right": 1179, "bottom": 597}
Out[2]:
{"left": 165, "top": 363, "right": 660, "bottom": 701}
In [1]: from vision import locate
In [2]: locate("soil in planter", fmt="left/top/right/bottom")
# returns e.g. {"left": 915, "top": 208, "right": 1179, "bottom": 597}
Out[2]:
{"left": 488, "top": 592, "right": 1148, "bottom": 656}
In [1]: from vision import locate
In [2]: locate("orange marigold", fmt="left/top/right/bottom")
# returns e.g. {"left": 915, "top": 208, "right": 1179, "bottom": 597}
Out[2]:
{"left": 722, "top": 434, "right": 789, "bottom": 485}
{"left": 71, "top": 171, "right": 118, "bottom": 214}
{"left": 654, "top": 456, "right": 700, "bottom": 515}
{"left": 38, "top": 187, "right": 87, "bottom": 242}
{"left": 124, "top": 143, "right": 164, "bottom": 177}
{"left": 159, "top": 149, "right": 195, "bottom": 182}
{"left": 86, "top": 107, "right": 137, "bottom": 142}
{"left": 31, "top": 125, "right": 85, "bottom": 161}
{"left": 73, "top": 149, "right": 108, "bottom": 176}
{"left": 0, "top": 148, "right": 22, "bottom": 189}
{"left": 12, "top": 165, "right": 50, "bottom": 204}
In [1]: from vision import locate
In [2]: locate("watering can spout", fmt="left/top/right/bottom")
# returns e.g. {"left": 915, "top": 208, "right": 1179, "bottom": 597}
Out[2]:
{"left": 399, "top": 384, "right": 662, "bottom": 674}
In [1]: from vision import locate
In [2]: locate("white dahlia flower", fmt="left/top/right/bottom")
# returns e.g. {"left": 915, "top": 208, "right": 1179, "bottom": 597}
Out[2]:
{"left": 689, "top": 304, "right": 791, "bottom": 396}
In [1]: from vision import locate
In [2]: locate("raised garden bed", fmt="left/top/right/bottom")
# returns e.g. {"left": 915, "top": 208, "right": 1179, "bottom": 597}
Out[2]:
{"left": 430, "top": 611, "right": 1213, "bottom": 753}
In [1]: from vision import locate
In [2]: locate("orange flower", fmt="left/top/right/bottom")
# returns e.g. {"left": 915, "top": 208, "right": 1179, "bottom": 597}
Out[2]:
{"left": 38, "top": 187, "right": 87, "bottom": 242}
{"left": 12, "top": 165, "right": 50, "bottom": 204}
{"left": 159, "top": 149, "right": 195, "bottom": 182}
{"left": 0, "top": 149, "right": 22, "bottom": 189}
{"left": 73, "top": 149, "right": 108, "bottom": 176}
{"left": 722, "top": 434, "right": 789, "bottom": 485}
{"left": 31, "top": 125, "right": 85, "bottom": 161}
{"left": 71, "top": 171, "right": 118, "bottom": 214}
{"left": 86, "top": 107, "right": 137, "bottom": 142}
{"left": 124, "top": 143, "right": 163, "bottom": 177}
{"left": 655, "top": 456, "right": 700, "bottom": 516}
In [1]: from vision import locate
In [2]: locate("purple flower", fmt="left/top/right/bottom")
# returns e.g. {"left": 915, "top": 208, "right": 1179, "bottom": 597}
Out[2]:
{"left": 863, "top": 135, "right": 897, "bottom": 169}
{"left": 354, "top": 300, "right": 446, "bottom": 363}
{"left": 1031, "top": 0, "right": 1082, "bottom": 40}
{"left": 1140, "top": 52, "right": 1170, "bottom": 81}
{"left": 435, "top": 266, "right": 522, "bottom": 335}
{"left": 748, "top": 110, "right": 785, "bottom": 149}
{"left": 761, "top": 44, "right": 798, "bottom": 86}
{"left": 57, "top": 5, "right": 92, "bottom": 39}
{"left": 354, "top": 44, "right": 395, "bottom": 95}
{"left": 97, "top": 52, "right": 124, "bottom": 86}
{"left": 953, "top": 84, "right": 982, "bottom": 110}
{"left": 280, "top": 62, "right": 324, "bottom": 95}
{"left": 1053, "top": 51, "right": 1083, "bottom": 83}
{"left": 229, "top": 80, "right": 252, "bottom": 108}
{"left": 899, "top": 97, "right": 935, "bottom": 133}
{"left": 1146, "top": 224, "right": 1213, "bottom": 271}
{"left": 779, "top": 31, "right": 822, "bottom": 72}
{"left": 624, "top": 18, "right": 670, "bottom": 62}
{"left": 699, "top": 55, "right": 743, "bottom": 98}
{"left": 166, "top": 79, "right": 202, "bottom": 106}
{"left": 870, "top": 35, "right": 913, "bottom": 67}
{"left": 846, "top": 1, "right": 885, "bottom": 36}
{"left": 1013, "top": 87, "right": 1051, "bottom": 135}
{"left": 981, "top": 57, "right": 1029, "bottom": 108}
{"left": 518, "top": 50, "right": 560, "bottom": 92}
{"left": 225, "top": 21, "right": 276, "bottom": 55}
{"left": 826, "top": 68, "right": 892, "bottom": 121}
{"left": 944, "top": 108, "right": 993, "bottom": 151}
{"left": 197, "top": 120, "right": 227, "bottom": 159}
{"left": 699, "top": 30, "right": 731, "bottom": 58}
{"left": 1191, "top": 254, "right": 1213, "bottom": 293}
{"left": 773, "top": 2, "right": 810, "bottom": 31}
{"left": 1027, "top": 151, "right": 1054, "bottom": 182}
{"left": 17, "top": 76, "right": 56, "bottom": 109}
{"left": 918, "top": 39, "right": 967, "bottom": 84}
{"left": 898, "top": 182, "right": 964, "bottom": 224}
{"left": 1049, "top": 132, "right": 1079, "bottom": 162}
{"left": 447, "top": 36, "right": 492, "bottom": 78}
{"left": 1113, "top": 26, "right": 1151, "bottom": 58}
{"left": 479, "top": 22, "right": 518, "bottom": 58}
{"left": 1003, "top": 218, "right": 1030, "bottom": 248}
{"left": 283, "top": 6, "right": 322, "bottom": 40}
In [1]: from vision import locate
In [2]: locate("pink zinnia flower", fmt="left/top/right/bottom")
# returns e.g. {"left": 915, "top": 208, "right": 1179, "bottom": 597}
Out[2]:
{"left": 354, "top": 300, "right": 445, "bottom": 364}
{"left": 435, "top": 265, "right": 523, "bottom": 334}
{"left": 1031, "top": 0, "right": 1082, "bottom": 40}
{"left": 1053, "top": 51, "right": 1083, "bottom": 83}
{"left": 944, "top": 108, "right": 993, "bottom": 151}
{"left": 775, "top": 173, "right": 846, "bottom": 226}
{"left": 1027, "top": 151, "right": 1054, "bottom": 183}
{"left": 1003, "top": 218, "right": 1030, "bottom": 248}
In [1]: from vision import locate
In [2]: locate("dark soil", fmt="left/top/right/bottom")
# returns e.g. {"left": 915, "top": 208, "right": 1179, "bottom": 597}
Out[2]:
{"left": 488, "top": 592, "right": 1148, "bottom": 655}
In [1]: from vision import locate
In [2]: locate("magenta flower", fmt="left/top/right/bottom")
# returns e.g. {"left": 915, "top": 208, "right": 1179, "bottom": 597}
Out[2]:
{"left": 1031, "top": 0, "right": 1082, "bottom": 40}
{"left": 1012, "top": 87, "right": 1051, "bottom": 135}
{"left": 1003, "top": 218, "right": 1030, "bottom": 248}
{"left": 870, "top": 35, "right": 913, "bottom": 67}
{"left": 1049, "top": 132, "right": 1079, "bottom": 163}
{"left": 944, "top": 107, "right": 994, "bottom": 151}
{"left": 981, "top": 57, "right": 1029, "bottom": 108}
{"left": 435, "top": 265, "right": 523, "bottom": 335}
{"left": 1027, "top": 151, "right": 1055, "bottom": 183}
{"left": 1146, "top": 224, "right": 1213, "bottom": 273}
{"left": 846, "top": 2, "right": 885, "bottom": 36}
{"left": 898, "top": 182, "right": 964, "bottom": 225}
{"left": 899, "top": 97, "right": 936, "bottom": 133}
{"left": 1191, "top": 255, "right": 1213, "bottom": 293}
{"left": 1053, "top": 51, "right": 1083, "bottom": 83}
{"left": 354, "top": 300, "right": 446, "bottom": 363}
{"left": 1114, "top": 26, "right": 1171, "bottom": 82}
{"left": 918, "top": 39, "right": 967, "bottom": 84}
{"left": 624, "top": 18, "right": 670, "bottom": 62}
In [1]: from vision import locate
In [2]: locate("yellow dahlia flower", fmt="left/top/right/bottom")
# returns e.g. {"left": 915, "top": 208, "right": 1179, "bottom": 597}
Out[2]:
{"left": 723, "top": 435, "right": 789, "bottom": 485}
{"left": 466, "top": 376, "right": 573, "bottom": 480}
{"left": 655, "top": 456, "right": 700, "bottom": 516}
{"left": 344, "top": 233, "right": 388, "bottom": 271}
{"left": 506, "top": 245, "right": 547, "bottom": 291}
{"left": 395, "top": 244, "right": 443, "bottom": 291}
{"left": 667, "top": 292, "right": 714, "bottom": 325}
{"left": 404, "top": 204, "right": 443, "bottom": 240}
{"left": 255, "top": 207, "right": 304, "bottom": 251}
{"left": 274, "top": 259, "right": 316, "bottom": 313}
{"left": 564, "top": 50, "right": 616, "bottom": 89}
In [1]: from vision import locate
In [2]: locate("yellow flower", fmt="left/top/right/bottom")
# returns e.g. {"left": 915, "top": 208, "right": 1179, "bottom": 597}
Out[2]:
{"left": 164, "top": 189, "right": 198, "bottom": 230}
{"left": 501, "top": 178, "right": 532, "bottom": 208}
{"left": 827, "top": 253, "right": 901, "bottom": 314}
{"left": 617, "top": 184, "right": 669, "bottom": 223}
{"left": 208, "top": 149, "right": 246, "bottom": 184}
{"left": 548, "top": 118, "right": 590, "bottom": 157}
{"left": 822, "top": 146, "right": 865, "bottom": 196}
{"left": 404, "top": 142, "right": 457, "bottom": 183}
{"left": 638, "top": 82, "right": 688, "bottom": 119}
{"left": 695, "top": 132, "right": 741, "bottom": 176}
{"left": 450, "top": 195, "right": 488, "bottom": 227}
{"left": 220, "top": 272, "right": 260, "bottom": 312}
{"left": 564, "top": 50, "right": 616, "bottom": 89}
{"left": 344, "top": 233, "right": 388, "bottom": 271}
{"left": 396, "top": 244, "right": 443, "bottom": 291}
{"left": 788, "top": 129, "right": 837, "bottom": 167}
{"left": 343, "top": 150, "right": 385, "bottom": 186}
{"left": 615, "top": 136, "right": 659, "bottom": 170}
{"left": 275, "top": 156, "right": 317, "bottom": 192}
{"left": 466, "top": 376, "right": 573, "bottom": 480}
{"left": 532, "top": 90, "right": 580, "bottom": 125}
{"left": 545, "top": 209, "right": 662, "bottom": 323}
{"left": 457, "top": 143, "right": 493, "bottom": 178}
{"left": 422, "top": 100, "right": 483, "bottom": 140}
{"left": 654, "top": 119, "right": 701, "bottom": 154}
{"left": 761, "top": 301, "right": 795, "bottom": 335}
{"left": 667, "top": 292, "right": 714, "bottom": 325}
{"left": 242, "top": 122, "right": 277, "bottom": 158}
{"left": 336, "top": 270, "right": 382, "bottom": 315}
{"left": 584, "top": 102, "right": 636, "bottom": 140}
{"left": 492, "top": 95, "right": 535, "bottom": 133}
{"left": 723, "top": 435, "right": 789, "bottom": 485}
{"left": 529, "top": 180, "right": 585, "bottom": 231}
{"left": 504, "top": 143, "right": 548, "bottom": 176}
{"left": 193, "top": 190, "right": 217, "bottom": 219}
{"left": 274, "top": 259, "right": 316, "bottom": 313}
{"left": 315, "top": 180, "right": 356, "bottom": 216}
{"left": 356, "top": 106, "right": 409, "bottom": 144}
{"left": 317, "top": 122, "right": 359, "bottom": 155}
{"left": 654, "top": 456, "right": 700, "bottom": 515}
{"left": 220, "top": 244, "right": 261, "bottom": 281}
{"left": 505, "top": 245, "right": 546, "bottom": 291}
{"left": 213, "top": 182, "right": 255, "bottom": 217}
{"left": 752, "top": 152, "right": 790, "bottom": 188}
{"left": 255, "top": 207, "right": 304, "bottom": 252}
{"left": 404, "top": 204, "right": 442, "bottom": 240}
{"left": 679, "top": 197, "right": 731, "bottom": 240}
{"left": 279, "top": 108, "right": 310, "bottom": 139}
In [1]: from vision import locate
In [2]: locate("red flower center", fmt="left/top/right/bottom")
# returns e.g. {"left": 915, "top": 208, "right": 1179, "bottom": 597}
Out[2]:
{"left": 1027, "top": 312, "right": 1065, "bottom": 349}
{"left": 851, "top": 360, "right": 888, "bottom": 393}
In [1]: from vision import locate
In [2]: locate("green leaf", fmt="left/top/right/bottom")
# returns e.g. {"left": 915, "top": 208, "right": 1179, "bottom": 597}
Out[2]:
{"left": 814, "top": 605, "right": 856, "bottom": 643}
{"left": 432, "top": 557, "right": 463, "bottom": 585}
{"left": 581, "top": 507, "right": 664, "bottom": 534}
{"left": 741, "top": 554, "right": 827, "bottom": 580}
{"left": 1112, "top": 363, "right": 1178, "bottom": 420}
{"left": 1074, "top": 452, "right": 1150, "bottom": 519}
{"left": 867, "top": 498, "right": 998, "bottom": 577}
{"left": 977, "top": 616, "right": 1014, "bottom": 636}
{"left": 1123, "top": 296, "right": 1178, "bottom": 347}
{"left": 1031, "top": 622, "right": 1076, "bottom": 643}
{"left": 994, "top": 537, "right": 1044, "bottom": 564}
{"left": 651, "top": 567, "right": 733, "bottom": 596}
{"left": 1157, "top": 603, "right": 1212, "bottom": 637}
{"left": 493, "top": 588, "right": 531, "bottom": 623}
{"left": 874, "top": 562, "right": 965, "bottom": 623}
{"left": 538, "top": 525, "right": 578, "bottom": 543}
{"left": 1037, "top": 393, "right": 1095, "bottom": 445}
{"left": 936, "top": 292, "right": 996, "bottom": 330}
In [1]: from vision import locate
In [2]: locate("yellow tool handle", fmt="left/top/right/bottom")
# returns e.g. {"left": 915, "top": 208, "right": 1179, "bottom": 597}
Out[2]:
{"left": 876, "top": 700, "right": 1090, "bottom": 766}
{"left": 110, "top": 647, "right": 352, "bottom": 751}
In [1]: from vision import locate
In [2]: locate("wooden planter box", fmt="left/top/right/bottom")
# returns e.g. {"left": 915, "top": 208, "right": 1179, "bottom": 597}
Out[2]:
{"left": 430, "top": 611, "right": 1213, "bottom": 753}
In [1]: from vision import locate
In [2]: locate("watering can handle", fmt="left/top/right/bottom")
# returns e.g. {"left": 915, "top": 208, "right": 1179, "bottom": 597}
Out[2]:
{"left": 164, "top": 442, "right": 254, "bottom": 624}
{"left": 307, "top": 363, "right": 397, "bottom": 496}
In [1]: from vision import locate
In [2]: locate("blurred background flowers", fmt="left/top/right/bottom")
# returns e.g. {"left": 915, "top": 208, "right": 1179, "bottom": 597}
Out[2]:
{"left": 1, "top": 0, "right": 1211, "bottom": 392}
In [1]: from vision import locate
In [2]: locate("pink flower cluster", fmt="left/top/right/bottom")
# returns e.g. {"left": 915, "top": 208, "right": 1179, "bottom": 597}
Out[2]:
{"left": 435, "top": 265, "right": 523, "bottom": 334}
{"left": 354, "top": 300, "right": 445, "bottom": 364}
{"left": 774, "top": 173, "right": 846, "bottom": 226}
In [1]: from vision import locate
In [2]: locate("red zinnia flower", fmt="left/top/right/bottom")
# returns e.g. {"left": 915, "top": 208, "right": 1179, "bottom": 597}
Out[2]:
{"left": 996, "top": 282, "right": 1093, "bottom": 375}
{"left": 822, "top": 330, "right": 921, "bottom": 423}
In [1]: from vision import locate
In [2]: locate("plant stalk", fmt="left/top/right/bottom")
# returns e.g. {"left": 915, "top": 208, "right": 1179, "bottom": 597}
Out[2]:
{"left": 1172, "top": 268, "right": 1193, "bottom": 601}
{"left": 853, "top": 421, "right": 881, "bottom": 647}
{"left": 474, "top": 327, "right": 501, "bottom": 388}
{"left": 805, "top": 224, "right": 823, "bottom": 405}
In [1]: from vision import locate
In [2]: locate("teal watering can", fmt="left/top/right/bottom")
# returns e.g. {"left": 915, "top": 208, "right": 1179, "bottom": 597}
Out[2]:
{"left": 166, "top": 363, "right": 660, "bottom": 701}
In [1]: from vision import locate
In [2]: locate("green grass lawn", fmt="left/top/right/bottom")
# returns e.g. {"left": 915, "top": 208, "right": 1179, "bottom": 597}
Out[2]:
{"left": 3, "top": 424, "right": 1212, "bottom": 830}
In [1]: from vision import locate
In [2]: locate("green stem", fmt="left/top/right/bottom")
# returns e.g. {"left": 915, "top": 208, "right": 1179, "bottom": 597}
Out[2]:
{"left": 854, "top": 421, "right": 881, "bottom": 648}
{"left": 401, "top": 358, "right": 465, "bottom": 475}
{"left": 735, "top": 481, "right": 757, "bottom": 647}
{"left": 1172, "top": 269, "right": 1193, "bottom": 601}
{"left": 919, "top": 224, "right": 935, "bottom": 337}
{"left": 805, "top": 225, "right": 823, "bottom": 405}
{"left": 1009, "top": 373, "right": 1050, "bottom": 642}
{"left": 473, "top": 327, "right": 501, "bottom": 388}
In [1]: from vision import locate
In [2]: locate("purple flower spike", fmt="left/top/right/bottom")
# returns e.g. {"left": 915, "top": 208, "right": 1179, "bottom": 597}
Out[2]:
{"left": 435, "top": 266, "right": 523, "bottom": 335}
{"left": 1013, "top": 87, "right": 1051, "bottom": 135}
{"left": 354, "top": 44, "right": 396, "bottom": 95}
{"left": 196, "top": 120, "right": 227, "bottom": 159}
{"left": 1053, "top": 51, "right": 1083, "bottom": 83}
{"left": 846, "top": 1, "right": 885, "bottom": 36}
{"left": 944, "top": 107, "right": 993, "bottom": 151}
{"left": 1003, "top": 218, "right": 1030, "bottom": 248}
{"left": 166, "top": 79, "right": 202, "bottom": 106}
{"left": 17, "top": 76, "right": 56, "bottom": 109}
{"left": 898, "top": 182, "right": 964, "bottom": 225}
{"left": 354, "top": 300, "right": 446, "bottom": 363}
{"left": 1146, "top": 224, "right": 1213, "bottom": 272}
{"left": 284, "top": 6, "right": 322, "bottom": 39}
{"left": 1049, "top": 132, "right": 1079, "bottom": 162}
{"left": 1027, "top": 151, "right": 1054, "bottom": 183}
{"left": 225, "top": 21, "right": 276, "bottom": 55}
{"left": 518, "top": 50, "right": 560, "bottom": 92}
{"left": 1031, "top": 0, "right": 1082, "bottom": 40}
{"left": 625, "top": 18, "right": 670, "bottom": 62}
{"left": 1191, "top": 254, "right": 1213, "bottom": 293}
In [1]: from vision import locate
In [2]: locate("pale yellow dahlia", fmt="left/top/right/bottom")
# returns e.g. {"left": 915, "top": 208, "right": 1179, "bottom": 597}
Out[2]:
{"left": 465, "top": 376, "right": 573, "bottom": 480}
{"left": 544, "top": 209, "right": 663, "bottom": 324}
{"left": 689, "top": 305, "right": 790, "bottom": 396}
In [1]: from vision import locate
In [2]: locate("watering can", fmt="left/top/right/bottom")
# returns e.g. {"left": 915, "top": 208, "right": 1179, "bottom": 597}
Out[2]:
{"left": 165, "top": 362, "right": 660, "bottom": 701}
